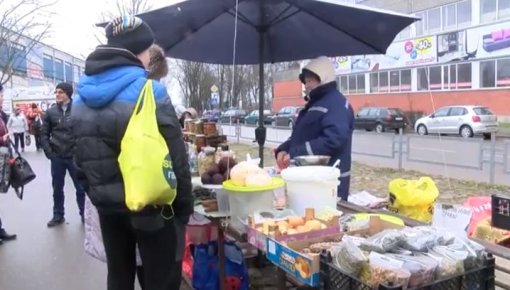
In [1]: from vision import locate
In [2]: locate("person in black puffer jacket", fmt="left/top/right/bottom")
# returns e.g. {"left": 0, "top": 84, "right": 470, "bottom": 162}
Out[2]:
{"left": 42, "top": 82, "right": 86, "bottom": 227}
{"left": 72, "top": 16, "right": 192, "bottom": 290}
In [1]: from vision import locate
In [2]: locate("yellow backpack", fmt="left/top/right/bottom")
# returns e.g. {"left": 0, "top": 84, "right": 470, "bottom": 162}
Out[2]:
{"left": 118, "top": 80, "right": 177, "bottom": 212}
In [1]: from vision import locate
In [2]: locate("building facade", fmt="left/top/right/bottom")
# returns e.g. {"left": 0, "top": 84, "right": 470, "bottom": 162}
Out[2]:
{"left": 272, "top": 0, "right": 510, "bottom": 118}
{"left": 1, "top": 29, "right": 85, "bottom": 114}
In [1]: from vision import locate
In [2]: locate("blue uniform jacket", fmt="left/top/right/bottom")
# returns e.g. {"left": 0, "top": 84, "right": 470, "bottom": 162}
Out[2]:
{"left": 275, "top": 82, "right": 354, "bottom": 199}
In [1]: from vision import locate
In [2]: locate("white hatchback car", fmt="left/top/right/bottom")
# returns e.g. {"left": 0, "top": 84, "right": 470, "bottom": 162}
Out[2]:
{"left": 414, "top": 106, "right": 498, "bottom": 138}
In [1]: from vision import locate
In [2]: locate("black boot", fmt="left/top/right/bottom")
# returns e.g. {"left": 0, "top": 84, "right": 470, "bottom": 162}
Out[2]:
{"left": 47, "top": 216, "right": 65, "bottom": 227}
{"left": 0, "top": 229, "right": 17, "bottom": 241}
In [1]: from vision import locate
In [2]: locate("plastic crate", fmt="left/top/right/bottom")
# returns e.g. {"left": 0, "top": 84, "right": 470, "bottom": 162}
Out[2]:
{"left": 319, "top": 251, "right": 496, "bottom": 290}
{"left": 491, "top": 194, "right": 510, "bottom": 231}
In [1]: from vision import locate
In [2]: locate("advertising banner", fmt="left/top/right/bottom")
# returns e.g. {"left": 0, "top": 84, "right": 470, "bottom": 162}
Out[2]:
{"left": 330, "top": 56, "right": 351, "bottom": 74}
{"left": 467, "top": 21, "right": 510, "bottom": 60}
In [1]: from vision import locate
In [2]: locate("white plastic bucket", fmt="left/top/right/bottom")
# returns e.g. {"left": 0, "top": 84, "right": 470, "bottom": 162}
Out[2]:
{"left": 281, "top": 166, "right": 340, "bottom": 216}
{"left": 226, "top": 189, "right": 279, "bottom": 232}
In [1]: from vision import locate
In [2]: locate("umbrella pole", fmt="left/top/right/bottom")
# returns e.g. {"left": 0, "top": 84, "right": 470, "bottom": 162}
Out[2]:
{"left": 255, "top": 0, "right": 267, "bottom": 168}
{"left": 255, "top": 33, "right": 266, "bottom": 168}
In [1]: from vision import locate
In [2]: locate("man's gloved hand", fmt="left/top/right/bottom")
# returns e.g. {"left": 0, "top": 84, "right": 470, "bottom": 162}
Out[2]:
{"left": 276, "top": 151, "right": 290, "bottom": 169}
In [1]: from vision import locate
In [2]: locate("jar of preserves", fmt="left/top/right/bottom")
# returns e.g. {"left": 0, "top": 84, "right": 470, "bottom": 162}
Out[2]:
{"left": 195, "top": 120, "right": 204, "bottom": 135}
{"left": 197, "top": 147, "right": 216, "bottom": 176}
{"left": 204, "top": 122, "right": 217, "bottom": 136}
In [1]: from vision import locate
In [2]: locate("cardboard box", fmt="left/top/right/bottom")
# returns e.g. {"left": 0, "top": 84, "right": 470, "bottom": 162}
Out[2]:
{"left": 346, "top": 216, "right": 404, "bottom": 237}
{"left": 266, "top": 234, "right": 342, "bottom": 286}
{"left": 247, "top": 224, "right": 340, "bottom": 251}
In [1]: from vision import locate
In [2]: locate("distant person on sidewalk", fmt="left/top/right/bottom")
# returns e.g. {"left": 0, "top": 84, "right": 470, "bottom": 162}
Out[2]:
{"left": 7, "top": 107, "right": 28, "bottom": 152}
{"left": 0, "top": 83, "right": 16, "bottom": 245}
{"left": 274, "top": 56, "right": 354, "bottom": 200}
{"left": 41, "top": 82, "right": 86, "bottom": 227}
{"left": 27, "top": 103, "right": 44, "bottom": 151}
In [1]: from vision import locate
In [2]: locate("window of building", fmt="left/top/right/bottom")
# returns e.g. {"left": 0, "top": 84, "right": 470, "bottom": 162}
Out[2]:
{"left": 481, "top": 0, "right": 510, "bottom": 22}
{"left": 417, "top": 68, "right": 429, "bottom": 90}
{"left": 357, "top": 74, "right": 365, "bottom": 94}
{"left": 442, "top": 4, "right": 456, "bottom": 31}
{"left": 378, "top": 72, "right": 389, "bottom": 93}
{"left": 370, "top": 72, "right": 378, "bottom": 93}
{"left": 429, "top": 66, "right": 442, "bottom": 90}
{"left": 389, "top": 70, "right": 400, "bottom": 92}
{"left": 457, "top": 0, "right": 472, "bottom": 27}
{"left": 401, "top": 69, "right": 412, "bottom": 91}
{"left": 54, "top": 58, "right": 64, "bottom": 81}
{"left": 339, "top": 76, "right": 348, "bottom": 92}
{"left": 416, "top": 1, "right": 472, "bottom": 36}
{"left": 428, "top": 8, "right": 442, "bottom": 33}
{"left": 348, "top": 75, "right": 356, "bottom": 94}
{"left": 497, "top": 58, "right": 510, "bottom": 87}
{"left": 457, "top": 62, "right": 472, "bottom": 88}
{"left": 43, "top": 54, "right": 54, "bottom": 79}
{"left": 65, "top": 62, "right": 73, "bottom": 83}
{"left": 480, "top": 60, "right": 496, "bottom": 88}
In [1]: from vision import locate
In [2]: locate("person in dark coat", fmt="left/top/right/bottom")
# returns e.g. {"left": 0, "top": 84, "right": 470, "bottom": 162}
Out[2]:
{"left": 41, "top": 82, "right": 86, "bottom": 227}
{"left": 72, "top": 16, "right": 192, "bottom": 290}
{"left": 275, "top": 56, "right": 354, "bottom": 200}
{"left": 0, "top": 83, "right": 16, "bottom": 245}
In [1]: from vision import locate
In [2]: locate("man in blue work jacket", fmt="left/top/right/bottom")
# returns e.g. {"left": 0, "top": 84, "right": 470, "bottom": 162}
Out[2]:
{"left": 275, "top": 56, "right": 354, "bottom": 200}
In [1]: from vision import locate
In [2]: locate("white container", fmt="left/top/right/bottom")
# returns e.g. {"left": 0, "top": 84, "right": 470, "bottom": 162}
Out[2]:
{"left": 226, "top": 189, "right": 277, "bottom": 232}
{"left": 281, "top": 166, "right": 340, "bottom": 216}
{"left": 214, "top": 189, "right": 230, "bottom": 213}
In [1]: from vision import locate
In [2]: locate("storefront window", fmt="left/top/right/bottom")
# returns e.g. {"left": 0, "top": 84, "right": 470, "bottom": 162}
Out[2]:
{"left": 429, "top": 66, "right": 442, "bottom": 90}
{"left": 497, "top": 58, "right": 510, "bottom": 87}
{"left": 442, "top": 4, "right": 457, "bottom": 31}
{"left": 480, "top": 60, "right": 496, "bottom": 88}
{"left": 339, "top": 76, "right": 348, "bottom": 92}
{"left": 370, "top": 72, "right": 378, "bottom": 93}
{"left": 417, "top": 68, "right": 429, "bottom": 91}
{"left": 499, "top": 0, "right": 510, "bottom": 20}
{"left": 401, "top": 69, "right": 411, "bottom": 91}
{"left": 457, "top": 63, "right": 472, "bottom": 88}
{"left": 379, "top": 71, "right": 389, "bottom": 92}
{"left": 390, "top": 70, "right": 400, "bottom": 92}
{"left": 357, "top": 74, "right": 366, "bottom": 94}
{"left": 348, "top": 75, "right": 357, "bottom": 94}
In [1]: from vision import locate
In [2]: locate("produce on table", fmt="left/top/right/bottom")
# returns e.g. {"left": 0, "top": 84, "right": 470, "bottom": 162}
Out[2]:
{"left": 229, "top": 161, "right": 269, "bottom": 187}
{"left": 252, "top": 210, "right": 330, "bottom": 236}
{"left": 388, "top": 254, "right": 438, "bottom": 287}
{"left": 201, "top": 156, "right": 237, "bottom": 185}
{"left": 360, "top": 252, "right": 411, "bottom": 290}
{"left": 360, "top": 229, "right": 405, "bottom": 253}
{"left": 332, "top": 237, "right": 368, "bottom": 276}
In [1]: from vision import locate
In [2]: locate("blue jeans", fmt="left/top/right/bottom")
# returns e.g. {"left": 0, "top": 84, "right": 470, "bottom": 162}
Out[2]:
{"left": 51, "top": 157, "right": 85, "bottom": 218}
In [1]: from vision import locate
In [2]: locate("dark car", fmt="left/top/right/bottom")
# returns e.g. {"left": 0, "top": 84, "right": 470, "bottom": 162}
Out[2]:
{"left": 219, "top": 109, "right": 247, "bottom": 124}
{"left": 202, "top": 109, "right": 221, "bottom": 123}
{"left": 354, "top": 107, "right": 408, "bottom": 133}
{"left": 273, "top": 106, "right": 303, "bottom": 129}
{"left": 244, "top": 109, "right": 273, "bottom": 125}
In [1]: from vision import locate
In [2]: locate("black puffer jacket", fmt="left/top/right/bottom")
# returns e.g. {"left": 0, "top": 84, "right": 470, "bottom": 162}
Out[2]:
{"left": 41, "top": 102, "right": 76, "bottom": 159}
{"left": 72, "top": 46, "right": 193, "bottom": 220}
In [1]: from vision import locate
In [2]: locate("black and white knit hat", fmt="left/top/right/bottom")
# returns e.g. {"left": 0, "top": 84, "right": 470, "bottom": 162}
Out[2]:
{"left": 105, "top": 15, "right": 155, "bottom": 55}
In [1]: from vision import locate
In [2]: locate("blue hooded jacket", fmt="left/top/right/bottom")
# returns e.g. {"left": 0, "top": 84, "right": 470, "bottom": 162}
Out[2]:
{"left": 72, "top": 46, "right": 193, "bottom": 217}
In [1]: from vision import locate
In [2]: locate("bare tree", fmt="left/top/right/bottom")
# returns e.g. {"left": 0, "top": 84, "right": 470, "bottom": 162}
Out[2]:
{"left": 174, "top": 60, "right": 216, "bottom": 112}
{"left": 0, "top": 0, "right": 55, "bottom": 85}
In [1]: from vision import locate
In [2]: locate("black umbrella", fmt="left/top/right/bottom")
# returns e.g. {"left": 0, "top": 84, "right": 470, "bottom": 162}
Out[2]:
{"left": 116, "top": 0, "right": 418, "bottom": 166}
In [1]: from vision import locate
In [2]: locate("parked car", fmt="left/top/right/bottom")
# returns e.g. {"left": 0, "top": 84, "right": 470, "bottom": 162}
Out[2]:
{"left": 219, "top": 109, "right": 247, "bottom": 124}
{"left": 414, "top": 105, "right": 498, "bottom": 138}
{"left": 202, "top": 110, "right": 221, "bottom": 122}
{"left": 244, "top": 109, "right": 273, "bottom": 125}
{"left": 273, "top": 106, "right": 303, "bottom": 129}
{"left": 354, "top": 107, "right": 408, "bottom": 133}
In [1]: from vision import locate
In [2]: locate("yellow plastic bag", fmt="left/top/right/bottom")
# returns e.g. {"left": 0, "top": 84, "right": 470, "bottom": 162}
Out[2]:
{"left": 118, "top": 81, "right": 177, "bottom": 212}
{"left": 388, "top": 177, "right": 439, "bottom": 223}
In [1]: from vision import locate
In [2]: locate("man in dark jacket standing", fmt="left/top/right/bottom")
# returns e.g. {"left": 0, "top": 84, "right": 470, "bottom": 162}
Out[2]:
{"left": 275, "top": 56, "right": 354, "bottom": 201}
{"left": 42, "top": 82, "right": 86, "bottom": 227}
{"left": 72, "top": 16, "right": 192, "bottom": 290}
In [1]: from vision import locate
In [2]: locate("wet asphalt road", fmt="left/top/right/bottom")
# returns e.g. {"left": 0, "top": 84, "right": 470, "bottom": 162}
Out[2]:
{"left": 0, "top": 146, "right": 138, "bottom": 290}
